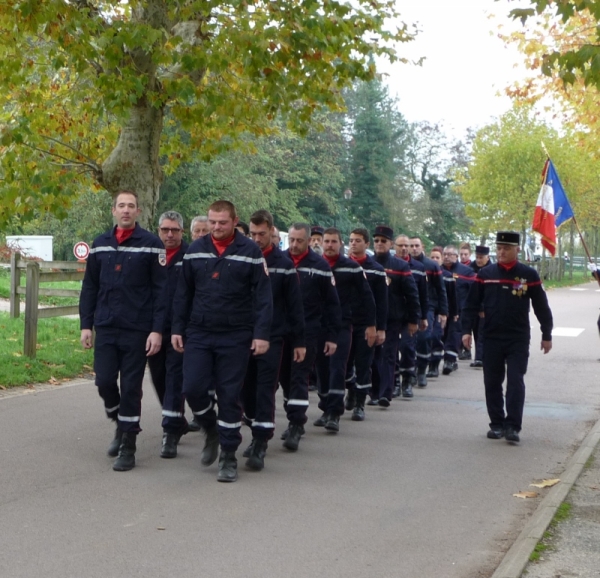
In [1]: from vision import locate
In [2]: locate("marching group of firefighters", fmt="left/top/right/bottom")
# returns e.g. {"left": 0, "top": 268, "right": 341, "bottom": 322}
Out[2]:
{"left": 79, "top": 191, "right": 553, "bottom": 482}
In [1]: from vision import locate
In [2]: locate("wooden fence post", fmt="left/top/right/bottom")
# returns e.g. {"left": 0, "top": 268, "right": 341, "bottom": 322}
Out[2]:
{"left": 9, "top": 251, "right": 21, "bottom": 318}
{"left": 24, "top": 261, "right": 40, "bottom": 359}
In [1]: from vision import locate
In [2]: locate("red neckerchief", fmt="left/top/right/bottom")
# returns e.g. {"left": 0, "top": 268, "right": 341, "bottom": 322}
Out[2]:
{"left": 290, "top": 249, "right": 309, "bottom": 267}
{"left": 350, "top": 254, "right": 367, "bottom": 265}
{"left": 212, "top": 233, "right": 235, "bottom": 257}
{"left": 262, "top": 244, "right": 274, "bottom": 258}
{"left": 498, "top": 259, "right": 518, "bottom": 271}
{"left": 166, "top": 246, "right": 179, "bottom": 265}
{"left": 461, "top": 259, "right": 471, "bottom": 266}
{"left": 323, "top": 253, "right": 340, "bottom": 268}
{"left": 400, "top": 255, "right": 410, "bottom": 262}
{"left": 115, "top": 227, "right": 135, "bottom": 244}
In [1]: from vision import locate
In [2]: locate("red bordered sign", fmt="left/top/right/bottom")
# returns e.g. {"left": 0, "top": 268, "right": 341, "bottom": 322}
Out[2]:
{"left": 73, "top": 241, "right": 90, "bottom": 261}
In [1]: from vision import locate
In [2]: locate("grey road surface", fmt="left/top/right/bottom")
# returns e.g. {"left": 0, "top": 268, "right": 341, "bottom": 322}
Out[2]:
{"left": 1, "top": 282, "right": 599, "bottom": 578}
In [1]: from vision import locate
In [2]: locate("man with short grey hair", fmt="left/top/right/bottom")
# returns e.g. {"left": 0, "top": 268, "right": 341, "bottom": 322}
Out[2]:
{"left": 190, "top": 215, "right": 209, "bottom": 240}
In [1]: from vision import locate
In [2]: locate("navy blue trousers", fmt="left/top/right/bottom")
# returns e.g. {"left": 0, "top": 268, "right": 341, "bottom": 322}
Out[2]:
{"left": 316, "top": 326, "right": 352, "bottom": 416}
{"left": 430, "top": 314, "right": 445, "bottom": 362}
{"left": 147, "top": 337, "right": 188, "bottom": 434}
{"left": 345, "top": 325, "right": 376, "bottom": 403}
{"left": 278, "top": 336, "right": 316, "bottom": 426}
{"left": 416, "top": 309, "right": 435, "bottom": 371}
{"left": 473, "top": 317, "right": 485, "bottom": 362}
{"left": 483, "top": 338, "right": 529, "bottom": 432}
{"left": 398, "top": 325, "right": 417, "bottom": 377}
{"left": 372, "top": 321, "right": 401, "bottom": 402}
{"left": 242, "top": 339, "right": 283, "bottom": 441}
{"left": 182, "top": 329, "right": 252, "bottom": 452}
{"left": 94, "top": 327, "right": 148, "bottom": 433}
{"left": 443, "top": 316, "right": 462, "bottom": 362}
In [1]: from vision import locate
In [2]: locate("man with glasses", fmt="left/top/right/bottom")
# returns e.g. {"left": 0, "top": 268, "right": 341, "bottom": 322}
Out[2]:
{"left": 409, "top": 236, "right": 448, "bottom": 384}
{"left": 441, "top": 245, "right": 476, "bottom": 375}
{"left": 371, "top": 226, "right": 420, "bottom": 407}
{"left": 147, "top": 211, "right": 190, "bottom": 458}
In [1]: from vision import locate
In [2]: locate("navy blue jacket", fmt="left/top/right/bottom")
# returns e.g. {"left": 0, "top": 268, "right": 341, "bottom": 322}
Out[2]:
{"left": 172, "top": 231, "right": 273, "bottom": 340}
{"left": 374, "top": 252, "right": 420, "bottom": 325}
{"left": 402, "top": 255, "right": 429, "bottom": 320}
{"left": 285, "top": 248, "right": 341, "bottom": 342}
{"left": 462, "top": 261, "right": 553, "bottom": 342}
{"left": 80, "top": 223, "right": 167, "bottom": 334}
{"left": 442, "top": 269, "right": 459, "bottom": 319}
{"left": 162, "top": 241, "right": 188, "bottom": 336}
{"left": 443, "top": 262, "right": 476, "bottom": 311}
{"left": 264, "top": 244, "right": 305, "bottom": 347}
{"left": 414, "top": 252, "right": 448, "bottom": 316}
{"left": 328, "top": 254, "right": 376, "bottom": 329}
{"left": 352, "top": 254, "right": 388, "bottom": 331}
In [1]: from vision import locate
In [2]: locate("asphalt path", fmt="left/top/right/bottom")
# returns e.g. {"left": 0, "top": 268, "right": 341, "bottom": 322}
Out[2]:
{"left": 1, "top": 282, "right": 599, "bottom": 578}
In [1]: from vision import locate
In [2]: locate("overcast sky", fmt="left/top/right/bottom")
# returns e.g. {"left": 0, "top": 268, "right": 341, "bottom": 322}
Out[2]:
{"left": 378, "top": 0, "right": 529, "bottom": 139}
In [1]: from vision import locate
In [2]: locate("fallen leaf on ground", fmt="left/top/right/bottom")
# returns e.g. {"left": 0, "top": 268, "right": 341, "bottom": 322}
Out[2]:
{"left": 7, "top": 338, "right": 17, "bottom": 341}
{"left": 0, "top": 385, "right": 6, "bottom": 390}
{"left": 36, "top": 344, "right": 42, "bottom": 349}
{"left": 589, "top": 485, "right": 599, "bottom": 491}
{"left": 157, "top": 527, "right": 166, "bottom": 531}
{"left": 530, "top": 479, "right": 560, "bottom": 489}
{"left": 83, "top": 365, "right": 93, "bottom": 370}
{"left": 48, "top": 376, "right": 59, "bottom": 385}
{"left": 12, "top": 352, "right": 22, "bottom": 357}
{"left": 513, "top": 491, "right": 539, "bottom": 499}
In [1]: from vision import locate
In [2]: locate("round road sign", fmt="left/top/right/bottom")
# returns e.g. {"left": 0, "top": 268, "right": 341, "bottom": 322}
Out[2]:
{"left": 73, "top": 241, "right": 90, "bottom": 260}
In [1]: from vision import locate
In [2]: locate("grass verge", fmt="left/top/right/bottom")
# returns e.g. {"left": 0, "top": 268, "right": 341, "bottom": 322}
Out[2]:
{"left": 0, "top": 312, "right": 93, "bottom": 388}
{"left": 0, "top": 267, "right": 81, "bottom": 306}
{"left": 529, "top": 502, "right": 572, "bottom": 562}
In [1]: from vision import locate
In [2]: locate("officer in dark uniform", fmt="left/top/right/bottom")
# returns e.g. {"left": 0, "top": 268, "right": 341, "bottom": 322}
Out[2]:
{"left": 280, "top": 223, "right": 341, "bottom": 439}
{"left": 314, "top": 227, "right": 376, "bottom": 432}
{"left": 462, "top": 231, "right": 553, "bottom": 442}
{"left": 172, "top": 200, "right": 272, "bottom": 483}
{"left": 80, "top": 190, "right": 167, "bottom": 472}
{"left": 145, "top": 211, "right": 189, "bottom": 458}
{"left": 346, "top": 228, "right": 388, "bottom": 421}
{"left": 428, "top": 247, "right": 457, "bottom": 377}
{"left": 394, "top": 234, "right": 428, "bottom": 398}
{"left": 441, "top": 245, "right": 476, "bottom": 375}
{"left": 409, "top": 237, "right": 448, "bottom": 384}
{"left": 242, "top": 210, "right": 306, "bottom": 467}
{"left": 468, "top": 245, "right": 491, "bottom": 368}
{"left": 371, "top": 226, "right": 420, "bottom": 407}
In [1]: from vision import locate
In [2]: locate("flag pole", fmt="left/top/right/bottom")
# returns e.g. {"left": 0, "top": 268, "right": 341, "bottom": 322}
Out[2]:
{"left": 541, "top": 143, "right": 599, "bottom": 286}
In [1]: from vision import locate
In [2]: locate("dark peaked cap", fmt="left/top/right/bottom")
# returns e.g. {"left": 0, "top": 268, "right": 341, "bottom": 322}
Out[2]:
{"left": 475, "top": 245, "right": 490, "bottom": 255}
{"left": 373, "top": 225, "right": 394, "bottom": 241}
{"left": 496, "top": 231, "right": 520, "bottom": 246}
{"left": 311, "top": 226, "right": 324, "bottom": 236}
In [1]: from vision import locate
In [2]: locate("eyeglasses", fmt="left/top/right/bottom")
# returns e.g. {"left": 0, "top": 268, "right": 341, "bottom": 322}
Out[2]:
{"left": 160, "top": 227, "right": 182, "bottom": 234}
{"left": 443, "top": 252, "right": 457, "bottom": 257}
{"left": 373, "top": 239, "right": 389, "bottom": 243}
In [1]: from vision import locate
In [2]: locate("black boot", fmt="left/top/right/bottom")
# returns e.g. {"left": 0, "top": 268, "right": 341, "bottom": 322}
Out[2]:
{"left": 280, "top": 424, "right": 305, "bottom": 440}
{"left": 402, "top": 375, "right": 415, "bottom": 398}
{"left": 352, "top": 400, "right": 365, "bottom": 421}
{"left": 344, "top": 389, "right": 356, "bottom": 411}
{"left": 217, "top": 451, "right": 238, "bottom": 482}
{"left": 283, "top": 423, "right": 303, "bottom": 451}
{"left": 201, "top": 425, "right": 219, "bottom": 466}
{"left": 113, "top": 432, "right": 137, "bottom": 471}
{"left": 313, "top": 412, "right": 328, "bottom": 427}
{"left": 426, "top": 360, "right": 440, "bottom": 378}
{"left": 107, "top": 426, "right": 123, "bottom": 457}
{"left": 417, "top": 369, "right": 427, "bottom": 388}
{"left": 325, "top": 414, "right": 340, "bottom": 432}
{"left": 246, "top": 440, "right": 267, "bottom": 470}
{"left": 160, "top": 432, "right": 179, "bottom": 459}
{"left": 242, "top": 438, "right": 256, "bottom": 458}
{"left": 188, "top": 416, "right": 201, "bottom": 432}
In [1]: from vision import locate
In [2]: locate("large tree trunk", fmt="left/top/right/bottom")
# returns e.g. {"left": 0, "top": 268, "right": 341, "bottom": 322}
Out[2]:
{"left": 100, "top": 103, "right": 164, "bottom": 229}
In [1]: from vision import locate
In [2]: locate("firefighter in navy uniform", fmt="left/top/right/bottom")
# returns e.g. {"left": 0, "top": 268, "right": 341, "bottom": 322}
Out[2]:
{"left": 346, "top": 228, "right": 388, "bottom": 421}
{"left": 468, "top": 245, "right": 491, "bottom": 368}
{"left": 428, "top": 247, "right": 457, "bottom": 378}
{"left": 410, "top": 237, "right": 449, "bottom": 383}
{"left": 314, "top": 227, "right": 376, "bottom": 432}
{"left": 394, "top": 234, "right": 428, "bottom": 398}
{"left": 146, "top": 211, "right": 189, "bottom": 459}
{"left": 280, "top": 223, "right": 342, "bottom": 439}
{"left": 171, "top": 200, "right": 272, "bottom": 483}
{"left": 242, "top": 210, "right": 306, "bottom": 467}
{"left": 441, "top": 245, "right": 476, "bottom": 375}
{"left": 80, "top": 191, "right": 167, "bottom": 472}
{"left": 371, "top": 226, "right": 420, "bottom": 407}
{"left": 462, "top": 231, "right": 553, "bottom": 443}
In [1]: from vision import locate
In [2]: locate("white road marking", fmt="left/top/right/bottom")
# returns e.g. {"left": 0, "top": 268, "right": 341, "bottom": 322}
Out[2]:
{"left": 552, "top": 327, "right": 585, "bottom": 337}
{"left": 569, "top": 288, "right": 587, "bottom": 291}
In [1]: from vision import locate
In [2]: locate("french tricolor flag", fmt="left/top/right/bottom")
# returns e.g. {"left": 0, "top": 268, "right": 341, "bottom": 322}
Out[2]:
{"left": 532, "top": 160, "right": 574, "bottom": 256}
